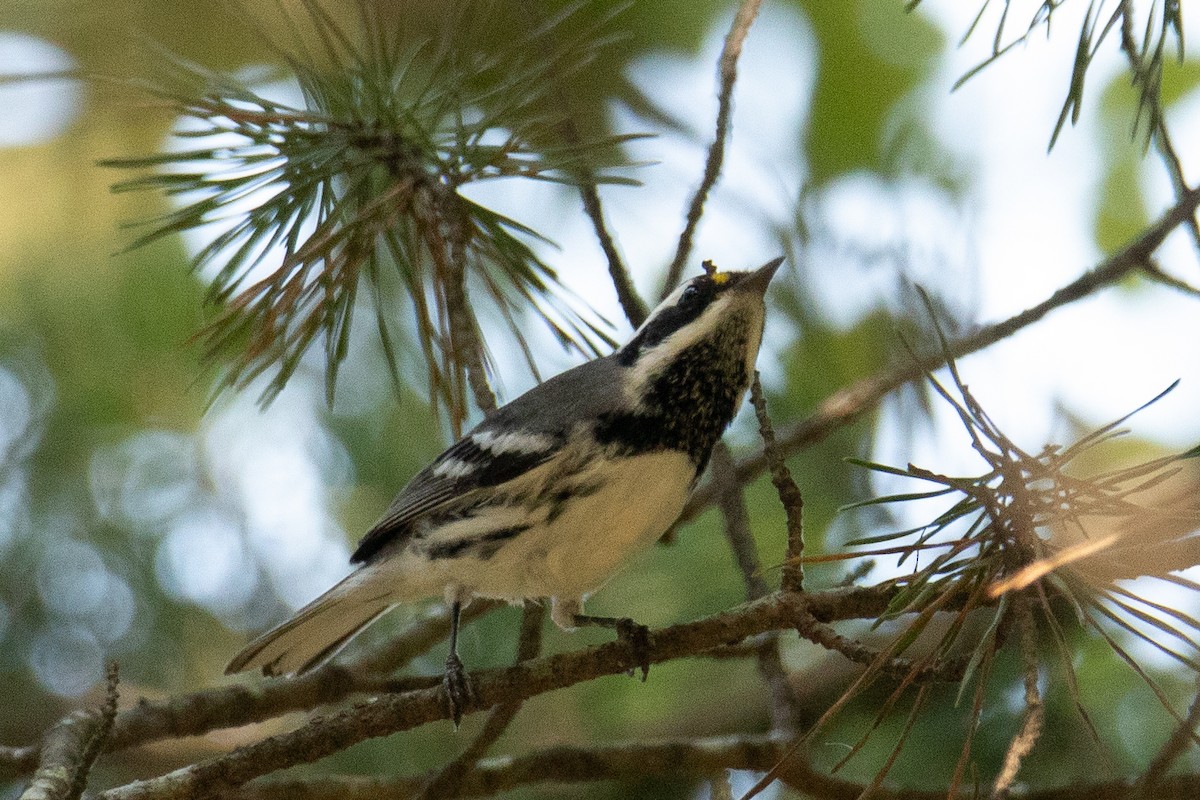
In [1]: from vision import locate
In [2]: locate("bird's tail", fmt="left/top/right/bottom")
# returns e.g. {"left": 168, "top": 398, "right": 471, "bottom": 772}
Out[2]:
{"left": 225, "top": 571, "right": 394, "bottom": 677}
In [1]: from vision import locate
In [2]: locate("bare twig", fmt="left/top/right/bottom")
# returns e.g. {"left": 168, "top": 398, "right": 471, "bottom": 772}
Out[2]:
{"left": 1135, "top": 676, "right": 1200, "bottom": 795}
{"left": 712, "top": 444, "right": 803, "bottom": 733}
{"left": 514, "top": 0, "right": 648, "bottom": 329}
{"left": 713, "top": 444, "right": 770, "bottom": 600}
{"left": 684, "top": 183, "right": 1200, "bottom": 519}
{"left": 992, "top": 594, "right": 1044, "bottom": 799}
{"left": 418, "top": 602, "right": 545, "bottom": 800}
{"left": 20, "top": 663, "right": 120, "bottom": 800}
{"left": 749, "top": 372, "right": 804, "bottom": 592}
{"left": 661, "top": 0, "right": 765, "bottom": 297}
{"left": 581, "top": 181, "right": 648, "bottom": 326}
{"left": 791, "top": 614, "right": 965, "bottom": 684}
{"left": 441, "top": 206, "right": 497, "bottom": 425}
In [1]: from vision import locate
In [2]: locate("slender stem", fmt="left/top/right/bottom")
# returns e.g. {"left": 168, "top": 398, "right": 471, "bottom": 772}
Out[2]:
{"left": 992, "top": 594, "right": 1044, "bottom": 799}
{"left": 661, "top": 0, "right": 765, "bottom": 297}
{"left": 749, "top": 373, "right": 805, "bottom": 592}
{"left": 712, "top": 444, "right": 802, "bottom": 733}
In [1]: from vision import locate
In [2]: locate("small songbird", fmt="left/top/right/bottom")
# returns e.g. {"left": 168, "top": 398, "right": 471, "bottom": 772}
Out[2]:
{"left": 226, "top": 257, "right": 783, "bottom": 722}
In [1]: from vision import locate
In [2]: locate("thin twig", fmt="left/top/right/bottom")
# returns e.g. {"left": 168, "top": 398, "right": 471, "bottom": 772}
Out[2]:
{"left": 514, "top": 0, "right": 648, "bottom": 328}
{"left": 661, "top": 0, "right": 765, "bottom": 297}
{"left": 791, "top": 614, "right": 965, "bottom": 683}
{"left": 19, "top": 663, "right": 120, "bottom": 800}
{"left": 1116, "top": 0, "right": 1200, "bottom": 255}
{"left": 581, "top": 181, "right": 648, "bottom": 326}
{"left": 712, "top": 444, "right": 803, "bottom": 733}
{"left": 992, "top": 593, "right": 1044, "bottom": 799}
{"left": 1134, "top": 675, "right": 1200, "bottom": 795}
{"left": 749, "top": 372, "right": 804, "bottom": 592}
{"left": 1142, "top": 260, "right": 1200, "bottom": 298}
{"left": 418, "top": 602, "right": 545, "bottom": 800}
{"left": 442, "top": 204, "right": 497, "bottom": 424}
{"left": 683, "top": 183, "right": 1200, "bottom": 519}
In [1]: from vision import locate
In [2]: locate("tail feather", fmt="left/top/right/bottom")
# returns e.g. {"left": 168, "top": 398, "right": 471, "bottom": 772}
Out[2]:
{"left": 226, "top": 573, "right": 394, "bottom": 677}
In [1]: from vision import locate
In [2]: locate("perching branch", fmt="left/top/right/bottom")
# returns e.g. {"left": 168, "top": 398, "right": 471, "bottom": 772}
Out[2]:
{"left": 417, "top": 602, "right": 545, "bottom": 800}
{"left": 96, "top": 588, "right": 915, "bottom": 800}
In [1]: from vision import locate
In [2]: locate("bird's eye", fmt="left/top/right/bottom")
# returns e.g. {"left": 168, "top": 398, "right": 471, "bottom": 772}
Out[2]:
{"left": 680, "top": 285, "right": 700, "bottom": 304}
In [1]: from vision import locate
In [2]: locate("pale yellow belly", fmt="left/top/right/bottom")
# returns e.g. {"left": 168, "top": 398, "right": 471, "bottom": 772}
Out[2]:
{"left": 454, "top": 450, "right": 694, "bottom": 601}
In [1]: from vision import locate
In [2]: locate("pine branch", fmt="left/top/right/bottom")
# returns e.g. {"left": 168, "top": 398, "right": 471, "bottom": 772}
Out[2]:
{"left": 175, "top": 735, "right": 1200, "bottom": 800}
{"left": 96, "top": 588, "right": 917, "bottom": 800}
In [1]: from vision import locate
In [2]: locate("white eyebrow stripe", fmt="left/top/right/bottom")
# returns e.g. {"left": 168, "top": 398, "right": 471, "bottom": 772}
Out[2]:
{"left": 472, "top": 430, "right": 556, "bottom": 455}
{"left": 432, "top": 458, "right": 477, "bottom": 479}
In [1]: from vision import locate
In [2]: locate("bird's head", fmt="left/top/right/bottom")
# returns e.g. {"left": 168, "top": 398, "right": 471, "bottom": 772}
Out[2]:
{"left": 617, "top": 257, "right": 783, "bottom": 406}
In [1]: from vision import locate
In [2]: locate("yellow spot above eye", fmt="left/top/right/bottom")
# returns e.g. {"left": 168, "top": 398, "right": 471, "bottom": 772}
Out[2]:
{"left": 701, "top": 259, "right": 731, "bottom": 285}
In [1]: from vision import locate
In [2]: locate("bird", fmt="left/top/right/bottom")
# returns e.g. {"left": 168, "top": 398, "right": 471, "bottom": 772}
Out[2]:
{"left": 226, "top": 256, "right": 783, "bottom": 723}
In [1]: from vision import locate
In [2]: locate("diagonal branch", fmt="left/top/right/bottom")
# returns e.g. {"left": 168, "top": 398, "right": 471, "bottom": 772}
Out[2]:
{"left": 1134, "top": 676, "right": 1200, "bottom": 795}
{"left": 661, "top": 0, "right": 765, "bottom": 297}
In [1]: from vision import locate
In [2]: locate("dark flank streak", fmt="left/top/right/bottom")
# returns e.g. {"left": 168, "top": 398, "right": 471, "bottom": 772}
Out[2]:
{"left": 427, "top": 525, "right": 532, "bottom": 561}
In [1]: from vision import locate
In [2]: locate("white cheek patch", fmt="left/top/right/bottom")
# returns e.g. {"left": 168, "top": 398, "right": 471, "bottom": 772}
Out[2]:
{"left": 432, "top": 458, "right": 477, "bottom": 479}
{"left": 472, "top": 430, "right": 556, "bottom": 455}
{"left": 624, "top": 293, "right": 736, "bottom": 404}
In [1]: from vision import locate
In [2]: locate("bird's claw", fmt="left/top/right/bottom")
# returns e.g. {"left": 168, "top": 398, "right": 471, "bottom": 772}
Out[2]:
{"left": 442, "top": 651, "right": 474, "bottom": 727}
{"left": 614, "top": 618, "right": 651, "bottom": 681}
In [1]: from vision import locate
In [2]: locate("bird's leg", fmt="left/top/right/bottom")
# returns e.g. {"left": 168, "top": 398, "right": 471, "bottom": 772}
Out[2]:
{"left": 572, "top": 613, "right": 652, "bottom": 681}
{"left": 442, "top": 599, "right": 474, "bottom": 726}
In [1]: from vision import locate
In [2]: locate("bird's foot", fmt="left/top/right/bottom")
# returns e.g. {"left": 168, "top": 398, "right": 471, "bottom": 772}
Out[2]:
{"left": 442, "top": 651, "right": 474, "bottom": 727}
{"left": 573, "top": 614, "right": 652, "bottom": 681}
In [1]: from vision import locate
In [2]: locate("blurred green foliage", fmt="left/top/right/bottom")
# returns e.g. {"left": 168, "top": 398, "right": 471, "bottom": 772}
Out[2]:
{"left": 1, "top": 1, "right": 1198, "bottom": 798}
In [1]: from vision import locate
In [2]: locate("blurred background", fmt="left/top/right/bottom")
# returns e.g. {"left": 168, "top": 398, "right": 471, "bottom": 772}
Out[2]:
{"left": 1, "top": 0, "right": 1199, "bottom": 797}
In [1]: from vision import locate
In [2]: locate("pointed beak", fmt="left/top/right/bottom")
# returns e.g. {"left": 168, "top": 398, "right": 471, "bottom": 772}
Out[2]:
{"left": 735, "top": 256, "right": 784, "bottom": 295}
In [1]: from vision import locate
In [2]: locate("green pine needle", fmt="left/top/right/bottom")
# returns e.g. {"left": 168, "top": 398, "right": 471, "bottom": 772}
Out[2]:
{"left": 104, "top": 0, "right": 637, "bottom": 414}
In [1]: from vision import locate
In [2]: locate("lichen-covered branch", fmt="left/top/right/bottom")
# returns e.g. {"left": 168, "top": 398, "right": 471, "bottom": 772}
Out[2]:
{"left": 19, "top": 663, "right": 119, "bottom": 800}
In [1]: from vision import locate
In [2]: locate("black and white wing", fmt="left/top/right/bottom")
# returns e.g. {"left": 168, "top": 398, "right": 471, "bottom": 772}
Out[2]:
{"left": 350, "top": 354, "right": 625, "bottom": 564}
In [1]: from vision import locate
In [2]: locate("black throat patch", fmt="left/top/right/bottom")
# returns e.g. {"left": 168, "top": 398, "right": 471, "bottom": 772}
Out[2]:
{"left": 595, "top": 317, "right": 751, "bottom": 474}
